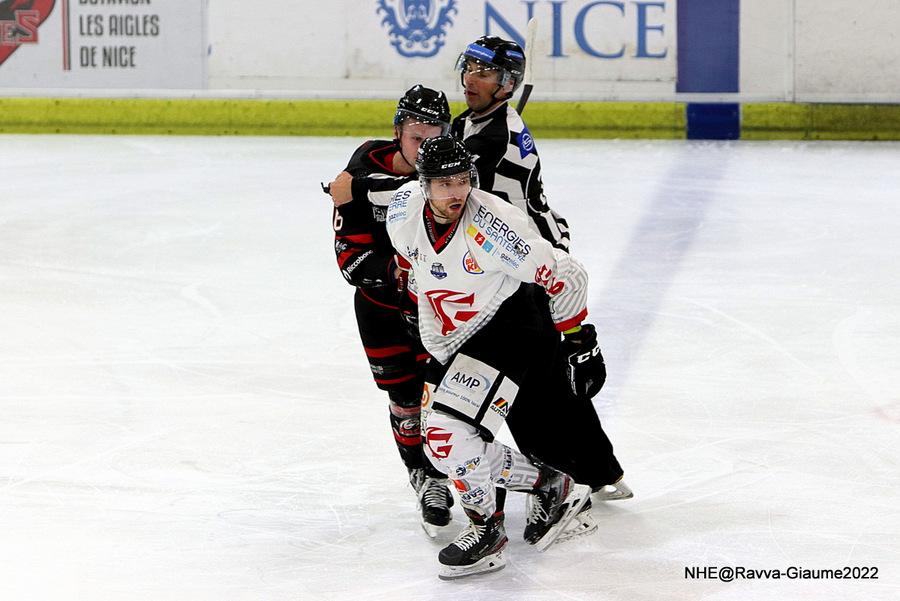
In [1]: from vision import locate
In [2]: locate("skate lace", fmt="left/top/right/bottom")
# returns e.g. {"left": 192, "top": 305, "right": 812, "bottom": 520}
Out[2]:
{"left": 422, "top": 480, "right": 448, "bottom": 508}
{"left": 453, "top": 521, "right": 486, "bottom": 551}
{"left": 526, "top": 494, "right": 549, "bottom": 525}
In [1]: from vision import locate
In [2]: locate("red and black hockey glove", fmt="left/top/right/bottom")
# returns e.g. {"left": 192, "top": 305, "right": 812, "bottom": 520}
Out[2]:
{"left": 561, "top": 323, "right": 606, "bottom": 400}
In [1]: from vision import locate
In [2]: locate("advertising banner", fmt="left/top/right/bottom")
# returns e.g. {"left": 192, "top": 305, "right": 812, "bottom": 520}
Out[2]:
{"left": 369, "top": 0, "right": 675, "bottom": 82}
{"left": 207, "top": 0, "right": 678, "bottom": 100}
{"left": 0, "top": 0, "right": 206, "bottom": 89}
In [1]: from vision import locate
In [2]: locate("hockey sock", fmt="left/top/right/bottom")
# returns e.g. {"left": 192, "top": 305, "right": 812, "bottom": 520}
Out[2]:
{"left": 388, "top": 399, "right": 422, "bottom": 470}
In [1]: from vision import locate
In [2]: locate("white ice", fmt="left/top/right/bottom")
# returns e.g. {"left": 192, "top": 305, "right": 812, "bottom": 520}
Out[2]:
{"left": 1, "top": 135, "right": 898, "bottom": 601}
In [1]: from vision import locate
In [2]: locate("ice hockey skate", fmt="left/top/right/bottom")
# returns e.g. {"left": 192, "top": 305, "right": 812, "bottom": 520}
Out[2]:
{"left": 523, "top": 462, "right": 592, "bottom": 551}
{"left": 410, "top": 469, "right": 454, "bottom": 537}
{"left": 552, "top": 499, "right": 599, "bottom": 544}
{"left": 592, "top": 476, "right": 633, "bottom": 501}
{"left": 438, "top": 509, "right": 508, "bottom": 580}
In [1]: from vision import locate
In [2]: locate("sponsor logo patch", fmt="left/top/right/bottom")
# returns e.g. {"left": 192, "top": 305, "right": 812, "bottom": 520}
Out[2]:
{"left": 517, "top": 126, "right": 537, "bottom": 159}
{"left": 489, "top": 396, "right": 509, "bottom": 418}
{"left": 459, "top": 486, "right": 487, "bottom": 506}
{"left": 421, "top": 384, "right": 431, "bottom": 409}
{"left": 466, "top": 224, "right": 495, "bottom": 253}
{"left": 472, "top": 206, "right": 530, "bottom": 258}
{"left": 430, "top": 262, "right": 447, "bottom": 279}
{"left": 445, "top": 369, "right": 493, "bottom": 395}
{"left": 462, "top": 251, "right": 483, "bottom": 274}
{"left": 454, "top": 457, "right": 481, "bottom": 478}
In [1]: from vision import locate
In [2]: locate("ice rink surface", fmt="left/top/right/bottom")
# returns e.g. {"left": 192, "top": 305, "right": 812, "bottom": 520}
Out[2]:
{"left": 2, "top": 134, "right": 899, "bottom": 601}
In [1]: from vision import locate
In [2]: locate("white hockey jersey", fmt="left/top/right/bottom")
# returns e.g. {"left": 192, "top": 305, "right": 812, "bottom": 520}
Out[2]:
{"left": 386, "top": 182, "right": 589, "bottom": 364}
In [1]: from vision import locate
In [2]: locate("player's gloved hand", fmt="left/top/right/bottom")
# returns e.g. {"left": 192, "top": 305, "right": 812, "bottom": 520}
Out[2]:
{"left": 399, "top": 295, "right": 420, "bottom": 341}
{"left": 393, "top": 263, "right": 420, "bottom": 341}
{"left": 561, "top": 323, "right": 606, "bottom": 400}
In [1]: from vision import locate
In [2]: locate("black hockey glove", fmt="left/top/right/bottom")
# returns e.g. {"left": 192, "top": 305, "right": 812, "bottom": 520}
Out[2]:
{"left": 561, "top": 323, "right": 606, "bottom": 400}
{"left": 393, "top": 264, "right": 420, "bottom": 342}
{"left": 399, "top": 299, "right": 420, "bottom": 342}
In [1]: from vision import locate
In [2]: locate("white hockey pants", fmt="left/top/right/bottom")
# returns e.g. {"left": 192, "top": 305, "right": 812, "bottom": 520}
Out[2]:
{"left": 423, "top": 409, "right": 539, "bottom": 517}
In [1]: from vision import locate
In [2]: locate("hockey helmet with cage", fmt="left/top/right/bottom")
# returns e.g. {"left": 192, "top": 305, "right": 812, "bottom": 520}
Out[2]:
{"left": 456, "top": 36, "right": 526, "bottom": 94}
{"left": 394, "top": 85, "right": 451, "bottom": 134}
{"left": 415, "top": 136, "right": 479, "bottom": 198}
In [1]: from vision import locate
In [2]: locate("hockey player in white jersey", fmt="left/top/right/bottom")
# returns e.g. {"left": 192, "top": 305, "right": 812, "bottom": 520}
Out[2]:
{"left": 387, "top": 136, "right": 606, "bottom": 579}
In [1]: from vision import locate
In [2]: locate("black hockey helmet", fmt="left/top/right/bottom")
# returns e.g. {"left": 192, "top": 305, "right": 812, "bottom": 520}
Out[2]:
{"left": 416, "top": 135, "right": 471, "bottom": 178}
{"left": 394, "top": 85, "right": 451, "bottom": 134}
{"left": 416, "top": 136, "right": 479, "bottom": 197}
{"left": 456, "top": 36, "right": 526, "bottom": 93}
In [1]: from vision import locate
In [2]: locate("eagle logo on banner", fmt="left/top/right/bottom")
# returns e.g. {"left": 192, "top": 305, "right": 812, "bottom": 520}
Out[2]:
{"left": 376, "top": 0, "right": 457, "bottom": 58}
{"left": 0, "top": 0, "right": 55, "bottom": 68}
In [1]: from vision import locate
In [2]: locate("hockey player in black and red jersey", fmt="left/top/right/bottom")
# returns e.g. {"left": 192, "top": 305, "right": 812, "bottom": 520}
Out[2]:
{"left": 327, "top": 85, "right": 455, "bottom": 537}
{"left": 452, "top": 36, "right": 632, "bottom": 505}
{"left": 386, "top": 136, "right": 604, "bottom": 579}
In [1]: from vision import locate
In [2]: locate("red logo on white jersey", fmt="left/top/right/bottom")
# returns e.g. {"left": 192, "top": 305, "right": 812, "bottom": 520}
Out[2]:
{"left": 425, "top": 289, "right": 478, "bottom": 335}
{"left": 425, "top": 426, "right": 453, "bottom": 459}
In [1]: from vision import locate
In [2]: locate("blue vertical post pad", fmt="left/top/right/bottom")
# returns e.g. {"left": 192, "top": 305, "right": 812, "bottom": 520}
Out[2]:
{"left": 686, "top": 103, "right": 740, "bottom": 140}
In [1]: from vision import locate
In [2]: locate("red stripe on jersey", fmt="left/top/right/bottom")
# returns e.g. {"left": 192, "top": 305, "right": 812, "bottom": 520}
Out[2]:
{"left": 368, "top": 147, "right": 404, "bottom": 174}
{"left": 359, "top": 289, "right": 400, "bottom": 310}
{"left": 342, "top": 233, "right": 375, "bottom": 244}
{"left": 416, "top": 353, "right": 431, "bottom": 362}
{"left": 555, "top": 308, "right": 589, "bottom": 333}
{"left": 365, "top": 344, "right": 412, "bottom": 358}
{"left": 397, "top": 254, "right": 412, "bottom": 269}
{"left": 337, "top": 249, "right": 356, "bottom": 268}
{"left": 375, "top": 374, "right": 417, "bottom": 385}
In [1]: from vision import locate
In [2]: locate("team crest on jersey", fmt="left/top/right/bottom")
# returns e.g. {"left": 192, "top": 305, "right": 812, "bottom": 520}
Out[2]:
{"left": 425, "top": 426, "right": 453, "bottom": 459}
{"left": 425, "top": 289, "right": 477, "bottom": 335}
{"left": 0, "top": 0, "right": 55, "bottom": 68}
{"left": 517, "top": 126, "right": 537, "bottom": 159}
{"left": 430, "top": 262, "right": 447, "bottom": 279}
{"left": 462, "top": 251, "right": 483, "bottom": 275}
{"left": 376, "top": 0, "right": 458, "bottom": 58}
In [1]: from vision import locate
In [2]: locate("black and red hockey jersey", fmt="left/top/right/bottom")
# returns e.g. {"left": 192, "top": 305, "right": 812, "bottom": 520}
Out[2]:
{"left": 332, "top": 139, "right": 416, "bottom": 304}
